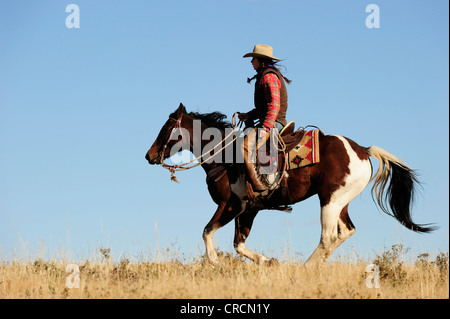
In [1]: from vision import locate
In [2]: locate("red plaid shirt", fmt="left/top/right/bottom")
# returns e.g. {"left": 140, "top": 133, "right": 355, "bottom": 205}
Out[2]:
{"left": 260, "top": 73, "right": 281, "bottom": 131}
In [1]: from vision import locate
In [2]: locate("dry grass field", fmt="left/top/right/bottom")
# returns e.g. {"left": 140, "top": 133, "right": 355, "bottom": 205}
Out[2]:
{"left": 0, "top": 245, "right": 448, "bottom": 299}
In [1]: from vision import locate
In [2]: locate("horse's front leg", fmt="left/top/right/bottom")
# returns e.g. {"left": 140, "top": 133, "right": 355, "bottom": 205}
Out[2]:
{"left": 203, "top": 200, "right": 244, "bottom": 264}
{"left": 202, "top": 203, "right": 225, "bottom": 264}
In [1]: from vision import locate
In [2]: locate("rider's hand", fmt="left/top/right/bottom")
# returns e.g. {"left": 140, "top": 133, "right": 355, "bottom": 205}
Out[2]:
{"left": 258, "top": 128, "right": 268, "bottom": 139}
{"left": 238, "top": 112, "right": 249, "bottom": 121}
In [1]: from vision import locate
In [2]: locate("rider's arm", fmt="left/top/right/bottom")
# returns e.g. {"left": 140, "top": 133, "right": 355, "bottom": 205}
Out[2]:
{"left": 261, "top": 73, "right": 281, "bottom": 132}
{"left": 246, "top": 108, "right": 258, "bottom": 121}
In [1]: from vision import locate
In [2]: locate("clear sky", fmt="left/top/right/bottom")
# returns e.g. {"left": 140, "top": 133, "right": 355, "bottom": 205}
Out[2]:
{"left": 1, "top": 0, "right": 448, "bottom": 263}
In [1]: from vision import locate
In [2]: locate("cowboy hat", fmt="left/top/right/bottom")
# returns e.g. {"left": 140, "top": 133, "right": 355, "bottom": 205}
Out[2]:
{"left": 243, "top": 44, "right": 281, "bottom": 61}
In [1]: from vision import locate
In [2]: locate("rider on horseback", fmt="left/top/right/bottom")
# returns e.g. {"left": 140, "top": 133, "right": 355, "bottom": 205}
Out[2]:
{"left": 239, "top": 44, "right": 291, "bottom": 193}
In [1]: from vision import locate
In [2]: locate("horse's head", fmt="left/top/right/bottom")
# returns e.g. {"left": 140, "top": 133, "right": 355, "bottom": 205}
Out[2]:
{"left": 145, "top": 103, "right": 187, "bottom": 165}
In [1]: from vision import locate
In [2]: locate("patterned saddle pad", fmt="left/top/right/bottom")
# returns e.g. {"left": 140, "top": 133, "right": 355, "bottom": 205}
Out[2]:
{"left": 286, "top": 129, "right": 321, "bottom": 170}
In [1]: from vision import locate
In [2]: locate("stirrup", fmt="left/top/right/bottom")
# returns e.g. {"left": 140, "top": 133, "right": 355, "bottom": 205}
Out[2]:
{"left": 267, "top": 205, "right": 293, "bottom": 213}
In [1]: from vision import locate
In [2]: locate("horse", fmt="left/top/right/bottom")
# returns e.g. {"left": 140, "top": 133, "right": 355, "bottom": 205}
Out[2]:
{"left": 145, "top": 103, "right": 435, "bottom": 265}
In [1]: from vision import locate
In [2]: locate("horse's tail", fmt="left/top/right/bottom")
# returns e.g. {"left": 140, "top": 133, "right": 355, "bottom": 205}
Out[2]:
{"left": 366, "top": 146, "right": 435, "bottom": 233}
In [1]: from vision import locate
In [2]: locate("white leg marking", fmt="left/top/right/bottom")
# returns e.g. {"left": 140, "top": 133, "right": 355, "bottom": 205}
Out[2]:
{"left": 330, "top": 219, "right": 356, "bottom": 251}
{"left": 305, "top": 204, "right": 344, "bottom": 265}
{"left": 235, "top": 242, "right": 269, "bottom": 264}
{"left": 203, "top": 228, "right": 219, "bottom": 264}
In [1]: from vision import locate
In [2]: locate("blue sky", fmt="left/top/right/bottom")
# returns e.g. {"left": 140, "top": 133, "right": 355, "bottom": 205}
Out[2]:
{"left": 1, "top": 0, "right": 448, "bottom": 263}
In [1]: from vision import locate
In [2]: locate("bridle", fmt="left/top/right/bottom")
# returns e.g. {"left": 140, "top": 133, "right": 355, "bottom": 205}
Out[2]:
{"left": 157, "top": 112, "right": 242, "bottom": 182}
{"left": 158, "top": 113, "right": 185, "bottom": 165}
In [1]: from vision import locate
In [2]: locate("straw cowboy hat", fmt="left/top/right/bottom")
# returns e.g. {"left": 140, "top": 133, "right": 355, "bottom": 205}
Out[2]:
{"left": 243, "top": 44, "right": 281, "bottom": 61}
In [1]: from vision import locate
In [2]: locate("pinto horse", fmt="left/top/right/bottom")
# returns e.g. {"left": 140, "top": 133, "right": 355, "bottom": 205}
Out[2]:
{"left": 145, "top": 103, "right": 434, "bottom": 265}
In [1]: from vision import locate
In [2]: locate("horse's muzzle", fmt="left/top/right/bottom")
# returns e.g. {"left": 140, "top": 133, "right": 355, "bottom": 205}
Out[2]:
{"left": 145, "top": 152, "right": 160, "bottom": 165}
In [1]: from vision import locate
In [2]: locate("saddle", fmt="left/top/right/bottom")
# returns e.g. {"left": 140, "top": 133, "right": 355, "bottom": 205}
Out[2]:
{"left": 257, "top": 121, "right": 309, "bottom": 173}
{"left": 279, "top": 121, "right": 307, "bottom": 152}
{"left": 254, "top": 121, "right": 322, "bottom": 204}
{"left": 268, "top": 121, "right": 322, "bottom": 168}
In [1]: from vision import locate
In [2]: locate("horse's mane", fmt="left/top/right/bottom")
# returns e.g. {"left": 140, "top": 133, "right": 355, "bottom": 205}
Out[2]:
{"left": 169, "top": 105, "right": 234, "bottom": 132}
{"left": 188, "top": 111, "right": 233, "bottom": 132}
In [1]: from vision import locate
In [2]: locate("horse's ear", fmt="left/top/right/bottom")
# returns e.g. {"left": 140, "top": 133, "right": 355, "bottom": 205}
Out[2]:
{"left": 177, "top": 103, "right": 187, "bottom": 115}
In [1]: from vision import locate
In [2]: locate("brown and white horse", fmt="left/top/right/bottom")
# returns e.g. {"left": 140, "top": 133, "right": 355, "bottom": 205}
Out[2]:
{"left": 145, "top": 104, "right": 434, "bottom": 265}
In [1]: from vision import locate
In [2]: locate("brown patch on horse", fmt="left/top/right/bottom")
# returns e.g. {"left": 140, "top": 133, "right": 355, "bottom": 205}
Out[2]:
{"left": 345, "top": 137, "right": 369, "bottom": 161}
{"left": 316, "top": 135, "right": 351, "bottom": 206}
{"left": 207, "top": 169, "right": 231, "bottom": 205}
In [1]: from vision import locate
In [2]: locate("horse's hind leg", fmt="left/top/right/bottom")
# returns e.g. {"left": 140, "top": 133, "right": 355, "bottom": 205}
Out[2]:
{"left": 233, "top": 210, "right": 268, "bottom": 264}
{"left": 305, "top": 135, "right": 370, "bottom": 265}
{"left": 305, "top": 203, "right": 358, "bottom": 266}
{"left": 328, "top": 205, "right": 356, "bottom": 257}
{"left": 305, "top": 202, "right": 345, "bottom": 265}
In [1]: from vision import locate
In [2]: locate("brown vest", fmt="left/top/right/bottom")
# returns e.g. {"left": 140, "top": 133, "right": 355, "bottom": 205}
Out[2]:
{"left": 254, "top": 67, "right": 288, "bottom": 126}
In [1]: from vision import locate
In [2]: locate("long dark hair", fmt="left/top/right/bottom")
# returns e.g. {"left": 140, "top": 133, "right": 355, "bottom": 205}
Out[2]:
{"left": 247, "top": 58, "right": 292, "bottom": 84}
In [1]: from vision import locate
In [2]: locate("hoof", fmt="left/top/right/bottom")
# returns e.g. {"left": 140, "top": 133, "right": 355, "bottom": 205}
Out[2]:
{"left": 208, "top": 258, "right": 219, "bottom": 266}
{"left": 202, "top": 253, "right": 219, "bottom": 266}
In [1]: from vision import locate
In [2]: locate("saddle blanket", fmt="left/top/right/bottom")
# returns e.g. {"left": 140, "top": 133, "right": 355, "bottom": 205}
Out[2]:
{"left": 286, "top": 129, "right": 321, "bottom": 170}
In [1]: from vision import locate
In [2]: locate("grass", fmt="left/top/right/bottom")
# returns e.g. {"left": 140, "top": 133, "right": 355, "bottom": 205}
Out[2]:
{"left": 0, "top": 246, "right": 448, "bottom": 299}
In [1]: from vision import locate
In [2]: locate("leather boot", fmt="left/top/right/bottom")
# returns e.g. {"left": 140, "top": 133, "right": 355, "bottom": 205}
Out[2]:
{"left": 241, "top": 128, "right": 268, "bottom": 193}
{"left": 244, "top": 161, "right": 267, "bottom": 192}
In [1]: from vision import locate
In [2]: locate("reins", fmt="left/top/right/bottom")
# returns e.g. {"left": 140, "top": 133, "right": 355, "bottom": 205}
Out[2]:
{"left": 161, "top": 112, "right": 243, "bottom": 182}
